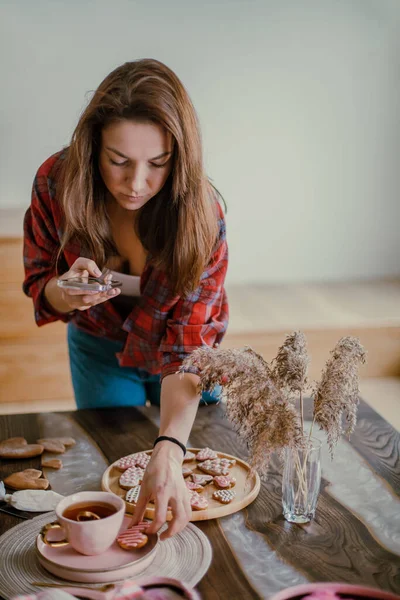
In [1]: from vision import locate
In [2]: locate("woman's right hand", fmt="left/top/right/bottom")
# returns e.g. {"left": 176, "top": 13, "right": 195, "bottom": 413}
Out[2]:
{"left": 45, "top": 257, "right": 121, "bottom": 314}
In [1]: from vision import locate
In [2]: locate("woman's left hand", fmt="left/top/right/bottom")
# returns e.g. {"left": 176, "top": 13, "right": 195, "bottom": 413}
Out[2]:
{"left": 130, "top": 442, "right": 191, "bottom": 540}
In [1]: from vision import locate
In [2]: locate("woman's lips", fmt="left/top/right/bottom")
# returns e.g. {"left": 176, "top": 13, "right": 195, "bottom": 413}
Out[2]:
{"left": 122, "top": 193, "right": 145, "bottom": 200}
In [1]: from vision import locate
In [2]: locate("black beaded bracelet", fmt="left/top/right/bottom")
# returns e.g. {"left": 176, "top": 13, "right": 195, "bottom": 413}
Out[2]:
{"left": 153, "top": 435, "right": 187, "bottom": 456}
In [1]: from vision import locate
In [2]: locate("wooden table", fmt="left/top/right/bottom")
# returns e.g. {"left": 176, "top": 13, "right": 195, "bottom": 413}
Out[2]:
{"left": 0, "top": 401, "right": 399, "bottom": 599}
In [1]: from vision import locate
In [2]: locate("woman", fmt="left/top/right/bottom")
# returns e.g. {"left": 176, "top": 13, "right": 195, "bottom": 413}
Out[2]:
{"left": 23, "top": 59, "right": 228, "bottom": 539}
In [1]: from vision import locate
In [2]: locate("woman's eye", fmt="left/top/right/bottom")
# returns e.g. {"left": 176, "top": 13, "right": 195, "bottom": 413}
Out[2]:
{"left": 110, "top": 159, "right": 128, "bottom": 166}
{"left": 150, "top": 162, "right": 169, "bottom": 169}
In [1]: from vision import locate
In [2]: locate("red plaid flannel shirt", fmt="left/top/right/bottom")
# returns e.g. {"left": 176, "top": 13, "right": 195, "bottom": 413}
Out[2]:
{"left": 23, "top": 151, "right": 229, "bottom": 380}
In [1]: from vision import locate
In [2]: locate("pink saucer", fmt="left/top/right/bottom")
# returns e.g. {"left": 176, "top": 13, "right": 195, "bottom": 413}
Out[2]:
{"left": 35, "top": 516, "right": 158, "bottom": 583}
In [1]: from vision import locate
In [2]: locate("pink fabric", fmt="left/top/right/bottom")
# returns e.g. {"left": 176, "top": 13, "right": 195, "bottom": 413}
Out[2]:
{"left": 13, "top": 577, "right": 201, "bottom": 600}
{"left": 269, "top": 583, "right": 400, "bottom": 600}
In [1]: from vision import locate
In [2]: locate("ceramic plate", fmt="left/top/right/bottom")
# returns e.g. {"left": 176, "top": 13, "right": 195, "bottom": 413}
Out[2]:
{"left": 35, "top": 515, "right": 158, "bottom": 583}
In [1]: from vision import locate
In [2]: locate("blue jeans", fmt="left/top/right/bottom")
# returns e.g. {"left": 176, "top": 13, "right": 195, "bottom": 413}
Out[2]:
{"left": 67, "top": 324, "right": 220, "bottom": 409}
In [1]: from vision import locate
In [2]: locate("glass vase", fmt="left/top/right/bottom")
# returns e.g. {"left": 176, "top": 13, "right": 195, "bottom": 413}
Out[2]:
{"left": 282, "top": 437, "right": 321, "bottom": 524}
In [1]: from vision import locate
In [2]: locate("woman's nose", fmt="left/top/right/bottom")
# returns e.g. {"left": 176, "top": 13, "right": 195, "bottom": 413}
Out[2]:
{"left": 125, "top": 164, "right": 146, "bottom": 194}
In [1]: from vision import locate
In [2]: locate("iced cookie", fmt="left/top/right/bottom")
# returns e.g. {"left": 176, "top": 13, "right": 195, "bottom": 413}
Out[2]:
{"left": 185, "top": 480, "right": 204, "bottom": 492}
{"left": 125, "top": 485, "right": 141, "bottom": 504}
{"left": 119, "top": 466, "right": 145, "bottom": 490}
{"left": 4, "top": 468, "right": 49, "bottom": 490}
{"left": 198, "top": 458, "right": 231, "bottom": 476}
{"left": 189, "top": 490, "right": 209, "bottom": 511}
{"left": 219, "top": 458, "right": 236, "bottom": 468}
{"left": 117, "top": 525, "right": 148, "bottom": 550}
{"left": 182, "top": 466, "right": 193, "bottom": 478}
{"left": 213, "top": 489, "right": 236, "bottom": 504}
{"left": 213, "top": 475, "right": 236, "bottom": 489}
{"left": 191, "top": 474, "right": 213, "bottom": 486}
{"left": 183, "top": 450, "right": 196, "bottom": 462}
{"left": 116, "top": 452, "right": 150, "bottom": 471}
{"left": 196, "top": 447, "right": 218, "bottom": 461}
{"left": 0, "top": 437, "right": 44, "bottom": 459}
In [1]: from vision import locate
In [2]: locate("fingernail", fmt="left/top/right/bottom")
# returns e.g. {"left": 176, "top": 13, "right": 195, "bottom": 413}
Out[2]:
{"left": 94, "top": 268, "right": 102, "bottom": 276}
{"left": 109, "top": 289, "right": 116, "bottom": 296}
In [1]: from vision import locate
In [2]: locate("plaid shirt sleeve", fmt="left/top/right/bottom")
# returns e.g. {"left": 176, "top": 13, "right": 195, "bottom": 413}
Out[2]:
{"left": 22, "top": 155, "right": 73, "bottom": 326}
{"left": 159, "top": 203, "right": 229, "bottom": 380}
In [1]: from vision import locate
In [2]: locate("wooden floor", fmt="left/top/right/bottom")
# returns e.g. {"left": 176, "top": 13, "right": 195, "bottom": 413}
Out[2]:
{"left": 227, "top": 278, "right": 400, "bottom": 333}
{"left": 1, "top": 233, "right": 399, "bottom": 432}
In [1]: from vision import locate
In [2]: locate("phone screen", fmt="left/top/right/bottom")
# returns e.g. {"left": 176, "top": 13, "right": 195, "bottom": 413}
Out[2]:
{"left": 57, "top": 277, "right": 121, "bottom": 292}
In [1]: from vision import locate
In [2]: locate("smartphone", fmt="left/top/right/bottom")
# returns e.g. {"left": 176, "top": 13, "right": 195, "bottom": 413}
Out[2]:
{"left": 57, "top": 277, "right": 122, "bottom": 292}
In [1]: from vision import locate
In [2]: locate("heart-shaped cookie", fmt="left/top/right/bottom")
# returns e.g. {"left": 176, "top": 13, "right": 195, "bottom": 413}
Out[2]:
{"left": 41, "top": 458, "right": 63, "bottom": 470}
{"left": 37, "top": 437, "right": 76, "bottom": 448}
{"left": 196, "top": 447, "right": 218, "bottom": 462}
{"left": 36, "top": 439, "right": 65, "bottom": 454}
{"left": 0, "top": 437, "right": 44, "bottom": 459}
{"left": 4, "top": 468, "right": 49, "bottom": 490}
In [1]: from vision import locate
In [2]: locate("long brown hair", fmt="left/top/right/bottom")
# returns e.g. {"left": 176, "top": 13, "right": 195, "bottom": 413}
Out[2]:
{"left": 59, "top": 58, "right": 221, "bottom": 295}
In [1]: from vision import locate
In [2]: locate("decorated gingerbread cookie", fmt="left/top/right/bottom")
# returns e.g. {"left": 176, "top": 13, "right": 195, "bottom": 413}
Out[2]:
{"left": 213, "top": 475, "right": 236, "bottom": 489}
{"left": 198, "top": 458, "right": 230, "bottom": 476}
{"left": 116, "top": 452, "right": 150, "bottom": 471}
{"left": 183, "top": 450, "right": 196, "bottom": 462}
{"left": 117, "top": 523, "right": 149, "bottom": 550}
{"left": 189, "top": 490, "right": 209, "bottom": 511}
{"left": 191, "top": 474, "right": 213, "bottom": 486}
{"left": 182, "top": 466, "right": 193, "bottom": 478}
{"left": 219, "top": 458, "right": 236, "bottom": 468}
{"left": 125, "top": 485, "right": 141, "bottom": 504}
{"left": 196, "top": 447, "right": 218, "bottom": 461}
{"left": 185, "top": 480, "right": 204, "bottom": 492}
{"left": 213, "top": 489, "right": 236, "bottom": 504}
{"left": 119, "top": 466, "right": 145, "bottom": 490}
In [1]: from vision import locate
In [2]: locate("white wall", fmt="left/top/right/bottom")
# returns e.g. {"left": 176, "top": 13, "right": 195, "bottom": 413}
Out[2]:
{"left": 1, "top": 0, "right": 400, "bottom": 284}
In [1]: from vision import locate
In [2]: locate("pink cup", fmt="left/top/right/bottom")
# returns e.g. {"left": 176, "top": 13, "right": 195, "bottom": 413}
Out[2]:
{"left": 40, "top": 491, "right": 125, "bottom": 556}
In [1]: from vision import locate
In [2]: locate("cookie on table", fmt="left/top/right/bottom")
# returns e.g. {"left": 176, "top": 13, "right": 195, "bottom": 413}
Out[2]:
{"left": 196, "top": 447, "right": 218, "bottom": 461}
{"left": 189, "top": 490, "right": 209, "bottom": 511}
{"left": 125, "top": 485, "right": 141, "bottom": 504}
{"left": 37, "top": 439, "right": 66, "bottom": 454}
{"left": 117, "top": 522, "right": 149, "bottom": 550}
{"left": 219, "top": 458, "right": 236, "bottom": 468}
{"left": 185, "top": 480, "right": 204, "bottom": 492}
{"left": 119, "top": 466, "right": 145, "bottom": 490}
{"left": 182, "top": 466, "right": 193, "bottom": 478}
{"left": 0, "top": 438, "right": 43, "bottom": 459}
{"left": 191, "top": 473, "right": 213, "bottom": 486}
{"left": 213, "top": 489, "right": 236, "bottom": 504}
{"left": 41, "top": 458, "right": 63, "bottom": 470}
{"left": 198, "top": 458, "right": 231, "bottom": 476}
{"left": 183, "top": 450, "right": 196, "bottom": 462}
{"left": 213, "top": 475, "right": 236, "bottom": 489}
{"left": 4, "top": 468, "right": 49, "bottom": 490}
{"left": 115, "top": 452, "right": 150, "bottom": 471}
{"left": 37, "top": 437, "right": 76, "bottom": 448}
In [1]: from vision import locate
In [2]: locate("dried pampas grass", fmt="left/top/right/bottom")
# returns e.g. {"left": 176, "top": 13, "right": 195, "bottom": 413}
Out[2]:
{"left": 313, "top": 336, "right": 367, "bottom": 457}
{"left": 180, "top": 332, "right": 366, "bottom": 475}
{"left": 271, "top": 331, "right": 309, "bottom": 395}
{"left": 271, "top": 331, "right": 310, "bottom": 430}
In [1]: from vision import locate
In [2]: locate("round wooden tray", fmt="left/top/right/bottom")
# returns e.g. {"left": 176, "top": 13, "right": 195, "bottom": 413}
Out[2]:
{"left": 101, "top": 448, "right": 260, "bottom": 522}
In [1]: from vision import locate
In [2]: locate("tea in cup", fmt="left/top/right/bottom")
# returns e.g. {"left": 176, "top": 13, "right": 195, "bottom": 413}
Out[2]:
{"left": 40, "top": 491, "right": 125, "bottom": 556}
